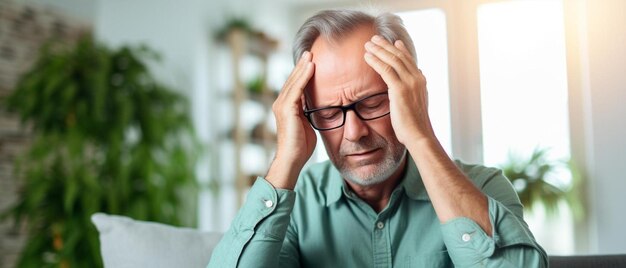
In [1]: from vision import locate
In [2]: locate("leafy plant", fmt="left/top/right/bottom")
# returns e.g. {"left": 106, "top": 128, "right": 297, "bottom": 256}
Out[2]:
{"left": 214, "top": 17, "right": 252, "bottom": 41}
{"left": 247, "top": 76, "right": 266, "bottom": 94}
{"left": 564, "top": 158, "right": 587, "bottom": 221}
{"left": 1, "top": 35, "right": 201, "bottom": 268}
{"left": 500, "top": 147, "right": 570, "bottom": 216}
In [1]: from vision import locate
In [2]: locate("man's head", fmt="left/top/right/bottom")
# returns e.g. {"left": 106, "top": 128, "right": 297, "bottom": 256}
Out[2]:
{"left": 293, "top": 10, "right": 415, "bottom": 186}
{"left": 292, "top": 10, "right": 416, "bottom": 64}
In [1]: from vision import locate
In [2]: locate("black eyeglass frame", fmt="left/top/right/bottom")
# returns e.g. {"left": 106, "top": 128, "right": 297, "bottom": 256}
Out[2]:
{"left": 303, "top": 92, "right": 390, "bottom": 131}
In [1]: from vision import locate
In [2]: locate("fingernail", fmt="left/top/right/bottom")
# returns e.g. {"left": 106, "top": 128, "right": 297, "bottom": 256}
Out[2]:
{"left": 364, "top": 41, "right": 374, "bottom": 49}
{"left": 302, "top": 51, "right": 310, "bottom": 58}
{"left": 372, "top": 35, "right": 383, "bottom": 42}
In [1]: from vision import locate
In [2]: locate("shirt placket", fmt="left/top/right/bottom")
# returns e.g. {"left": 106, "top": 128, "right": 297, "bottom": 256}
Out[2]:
{"left": 371, "top": 190, "right": 402, "bottom": 268}
{"left": 372, "top": 215, "right": 391, "bottom": 268}
{"left": 345, "top": 186, "right": 402, "bottom": 268}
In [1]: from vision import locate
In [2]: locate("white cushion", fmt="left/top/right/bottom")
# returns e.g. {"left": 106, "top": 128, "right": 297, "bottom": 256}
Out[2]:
{"left": 91, "top": 213, "right": 222, "bottom": 268}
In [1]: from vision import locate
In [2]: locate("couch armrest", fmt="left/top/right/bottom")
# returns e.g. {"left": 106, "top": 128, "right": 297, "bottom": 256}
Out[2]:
{"left": 91, "top": 213, "right": 223, "bottom": 268}
{"left": 549, "top": 254, "right": 626, "bottom": 268}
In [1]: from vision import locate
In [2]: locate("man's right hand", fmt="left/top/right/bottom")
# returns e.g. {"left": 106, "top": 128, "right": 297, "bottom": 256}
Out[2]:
{"left": 266, "top": 51, "right": 316, "bottom": 190}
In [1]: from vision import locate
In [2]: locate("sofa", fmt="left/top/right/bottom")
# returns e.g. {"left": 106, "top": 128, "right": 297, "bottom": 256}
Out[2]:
{"left": 91, "top": 213, "right": 222, "bottom": 268}
{"left": 549, "top": 254, "right": 626, "bottom": 268}
{"left": 91, "top": 213, "right": 626, "bottom": 268}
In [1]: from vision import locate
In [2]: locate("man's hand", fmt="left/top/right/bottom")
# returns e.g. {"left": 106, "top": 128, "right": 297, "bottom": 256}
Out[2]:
{"left": 363, "top": 35, "right": 435, "bottom": 146}
{"left": 266, "top": 51, "right": 316, "bottom": 190}
{"left": 364, "top": 35, "right": 492, "bottom": 235}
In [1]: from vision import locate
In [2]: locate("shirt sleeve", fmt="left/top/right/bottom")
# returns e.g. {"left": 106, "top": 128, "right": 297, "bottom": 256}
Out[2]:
{"left": 278, "top": 216, "right": 301, "bottom": 266}
{"left": 207, "top": 177, "right": 297, "bottom": 268}
{"left": 440, "top": 167, "right": 549, "bottom": 268}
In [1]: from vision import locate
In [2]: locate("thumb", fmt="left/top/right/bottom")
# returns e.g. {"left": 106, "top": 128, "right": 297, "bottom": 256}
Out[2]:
{"left": 394, "top": 40, "right": 418, "bottom": 66}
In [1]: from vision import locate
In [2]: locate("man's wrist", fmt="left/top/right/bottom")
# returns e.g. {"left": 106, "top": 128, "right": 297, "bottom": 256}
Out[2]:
{"left": 404, "top": 132, "right": 439, "bottom": 153}
{"left": 265, "top": 157, "right": 302, "bottom": 190}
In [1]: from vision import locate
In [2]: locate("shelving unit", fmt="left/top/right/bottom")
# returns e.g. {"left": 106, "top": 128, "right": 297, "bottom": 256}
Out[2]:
{"left": 214, "top": 27, "right": 278, "bottom": 208}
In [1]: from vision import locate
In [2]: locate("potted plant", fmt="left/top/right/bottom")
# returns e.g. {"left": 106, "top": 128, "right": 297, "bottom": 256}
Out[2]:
{"left": 1, "top": 35, "right": 201, "bottom": 267}
{"left": 500, "top": 147, "right": 571, "bottom": 216}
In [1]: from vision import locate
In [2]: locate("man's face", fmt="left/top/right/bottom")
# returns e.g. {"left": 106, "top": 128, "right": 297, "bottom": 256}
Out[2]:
{"left": 306, "top": 25, "right": 406, "bottom": 186}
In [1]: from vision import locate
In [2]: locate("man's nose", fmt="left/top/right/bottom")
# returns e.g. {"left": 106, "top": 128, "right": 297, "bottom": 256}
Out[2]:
{"left": 343, "top": 110, "right": 369, "bottom": 142}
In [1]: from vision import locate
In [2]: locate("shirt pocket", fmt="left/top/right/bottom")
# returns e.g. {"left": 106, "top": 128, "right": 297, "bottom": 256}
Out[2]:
{"left": 404, "top": 250, "right": 452, "bottom": 268}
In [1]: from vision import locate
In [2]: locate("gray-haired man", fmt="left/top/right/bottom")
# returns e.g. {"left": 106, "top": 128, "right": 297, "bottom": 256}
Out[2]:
{"left": 209, "top": 9, "right": 547, "bottom": 268}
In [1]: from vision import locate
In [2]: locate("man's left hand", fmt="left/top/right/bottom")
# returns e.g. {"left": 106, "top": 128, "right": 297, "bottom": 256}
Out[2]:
{"left": 363, "top": 35, "right": 435, "bottom": 146}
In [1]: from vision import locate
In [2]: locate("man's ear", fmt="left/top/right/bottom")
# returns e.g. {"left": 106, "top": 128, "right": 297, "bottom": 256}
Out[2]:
{"left": 302, "top": 85, "right": 312, "bottom": 110}
{"left": 301, "top": 95, "right": 307, "bottom": 110}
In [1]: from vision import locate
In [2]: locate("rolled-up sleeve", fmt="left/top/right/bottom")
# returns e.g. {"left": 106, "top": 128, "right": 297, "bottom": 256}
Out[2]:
{"left": 207, "top": 177, "right": 296, "bottom": 268}
{"left": 441, "top": 164, "right": 548, "bottom": 267}
{"left": 441, "top": 197, "right": 547, "bottom": 267}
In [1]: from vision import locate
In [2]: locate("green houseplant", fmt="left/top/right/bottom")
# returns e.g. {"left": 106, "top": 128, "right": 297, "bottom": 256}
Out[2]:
{"left": 500, "top": 147, "right": 570, "bottom": 216}
{"left": 1, "top": 35, "right": 201, "bottom": 267}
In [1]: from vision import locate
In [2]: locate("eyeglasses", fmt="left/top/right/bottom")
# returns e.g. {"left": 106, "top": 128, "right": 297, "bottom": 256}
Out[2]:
{"left": 304, "top": 92, "right": 390, "bottom": 131}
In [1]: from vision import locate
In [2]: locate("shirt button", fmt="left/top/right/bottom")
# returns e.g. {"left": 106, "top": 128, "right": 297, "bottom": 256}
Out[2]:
{"left": 264, "top": 200, "right": 274, "bottom": 208}
{"left": 376, "top": 222, "right": 384, "bottom": 229}
{"left": 462, "top": 233, "right": 471, "bottom": 242}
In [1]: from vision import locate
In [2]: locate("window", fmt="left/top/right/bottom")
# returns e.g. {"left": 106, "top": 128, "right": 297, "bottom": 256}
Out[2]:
{"left": 477, "top": 0, "right": 573, "bottom": 254}
{"left": 397, "top": 9, "right": 452, "bottom": 155}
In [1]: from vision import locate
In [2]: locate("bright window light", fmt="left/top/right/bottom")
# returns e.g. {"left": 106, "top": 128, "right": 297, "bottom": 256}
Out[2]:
{"left": 398, "top": 9, "right": 452, "bottom": 155}
{"left": 478, "top": 0, "right": 570, "bottom": 171}
{"left": 477, "top": 0, "right": 572, "bottom": 254}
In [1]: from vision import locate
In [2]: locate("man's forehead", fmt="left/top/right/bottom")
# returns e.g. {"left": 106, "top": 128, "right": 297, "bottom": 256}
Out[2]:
{"left": 309, "top": 27, "right": 375, "bottom": 75}
{"left": 306, "top": 27, "right": 383, "bottom": 105}
{"left": 305, "top": 72, "right": 386, "bottom": 108}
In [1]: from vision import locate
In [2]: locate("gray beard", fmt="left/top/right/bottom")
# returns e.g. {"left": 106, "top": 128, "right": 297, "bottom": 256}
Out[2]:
{"left": 331, "top": 133, "right": 407, "bottom": 187}
{"left": 341, "top": 148, "right": 406, "bottom": 186}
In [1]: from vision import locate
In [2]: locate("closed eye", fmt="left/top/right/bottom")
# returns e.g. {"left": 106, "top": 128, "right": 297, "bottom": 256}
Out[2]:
{"left": 358, "top": 98, "right": 386, "bottom": 110}
{"left": 316, "top": 109, "right": 341, "bottom": 120}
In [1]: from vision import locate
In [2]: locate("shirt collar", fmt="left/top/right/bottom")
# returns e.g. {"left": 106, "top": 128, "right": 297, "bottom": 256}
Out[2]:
{"left": 400, "top": 155, "right": 430, "bottom": 201}
{"left": 325, "top": 154, "right": 430, "bottom": 207}
{"left": 325, "top": 165, "right": 344, "bottom": 206}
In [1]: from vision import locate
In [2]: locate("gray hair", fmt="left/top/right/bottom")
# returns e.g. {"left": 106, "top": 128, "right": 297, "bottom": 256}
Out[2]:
{"left": 292, "top": 9, "right": 416, "bottom": 64}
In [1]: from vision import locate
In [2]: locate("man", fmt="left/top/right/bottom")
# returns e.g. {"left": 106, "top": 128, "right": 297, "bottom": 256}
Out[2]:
{"left": 209, "top": 9, "right": 547, "bottom": 267}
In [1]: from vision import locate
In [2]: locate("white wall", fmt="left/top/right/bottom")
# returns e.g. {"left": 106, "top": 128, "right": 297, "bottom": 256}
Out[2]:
{"left": 94, "top": 0, "right": 211, "bottom": 96}
{"left": 21, "top": 0, "right": 95, "bottom": 25}
{"left": 93, "top": 0, "right": 299, "bottom": 232}
{"left": 583, "top": 0, "right": 626, "bottom": 254}
{"left": 94, "top": 0, "right": 225, "bottom": 230}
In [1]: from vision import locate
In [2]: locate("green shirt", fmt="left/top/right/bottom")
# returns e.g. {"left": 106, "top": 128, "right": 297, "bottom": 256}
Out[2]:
{"left": 208, "top": 157, "right": 548, "bottom": 267}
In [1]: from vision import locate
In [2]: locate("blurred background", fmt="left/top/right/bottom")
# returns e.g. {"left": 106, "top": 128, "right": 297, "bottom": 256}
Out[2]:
{"left": 1, "top": 0, "right": 625, "bottom": 266}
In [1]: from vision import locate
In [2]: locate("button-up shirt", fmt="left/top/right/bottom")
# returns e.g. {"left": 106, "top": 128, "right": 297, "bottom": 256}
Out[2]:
{"left": 208, "top": 157, "right": 548, "bottom": 267}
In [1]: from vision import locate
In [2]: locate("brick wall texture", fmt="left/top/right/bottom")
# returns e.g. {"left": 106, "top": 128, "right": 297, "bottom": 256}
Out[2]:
{"left": 0, "top": 2, "right": 89, "bottom": 267}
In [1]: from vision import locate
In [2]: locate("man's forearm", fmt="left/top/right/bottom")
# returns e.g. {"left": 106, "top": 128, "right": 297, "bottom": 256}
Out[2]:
{"left": 207, "top": 178, "right": 297, "bottom": 268}
{"left": 266, "top": 157, "right": 304, "bottom": 190}
{"left": 406, "top": 137, "right": 492, "bottom": 236}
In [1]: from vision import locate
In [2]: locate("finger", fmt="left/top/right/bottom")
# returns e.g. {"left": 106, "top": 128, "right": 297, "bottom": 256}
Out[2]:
{"left": 373, "top": 35, "right": 415, "bottom": 67}
{"left": 394, "top": 40, "right": 420, "bottom": 73}
{"left": 364, "top": 40, "right": 412, "bottom": 79}
{"left": 285, "top": 61, "right": 314, "bottom": 101}
{"left": 394, "top": 40, "right": 412, "bottom": 59}
{"left": 282, "top": 51, "right": 312, "bottom": 95}
{"left": 394, "top": 40, "right": 427, "bottom": 85}
{"left": 278, "top": 63, "right": 312, "bottom": 112}
{"left": 275, "top": 52, "right": 311, "bottom": 118}
{"left": 364, "top": 51, "right": 401, "bottom": 89}
{"left": 283, "top": 51, "right": 311, "bottom": 90}
{"left": 369, "top": 35, "right": 416, "bottom": 75}
{"left": 300, "top": 95, "right": 314, "bottom": 120}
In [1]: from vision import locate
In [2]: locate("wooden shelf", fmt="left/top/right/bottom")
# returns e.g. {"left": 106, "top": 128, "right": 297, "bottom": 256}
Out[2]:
{"left": 214, "top": 28, "right": 279, "bottom": 208}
